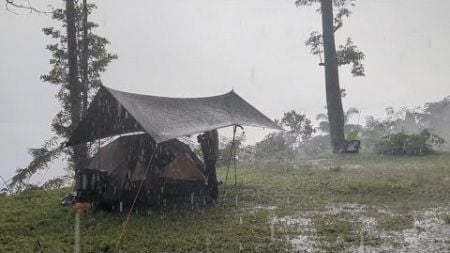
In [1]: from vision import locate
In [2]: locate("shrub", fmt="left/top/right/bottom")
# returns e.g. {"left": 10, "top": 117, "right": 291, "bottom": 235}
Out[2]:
{"left": 375, "top": 129, "right": 445, "bottom": 156}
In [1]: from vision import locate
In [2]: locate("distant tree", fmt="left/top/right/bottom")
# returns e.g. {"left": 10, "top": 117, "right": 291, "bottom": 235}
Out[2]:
{"left": 416, "top": 96, "right": 450, "bottom": 149}
{"left": 256, "top": 132, "right": 295, "bottom": 161}
{"left": 10, "top": 0, "right": 117, "bottom": 189}
{"left": 362, "top": 106, "right": 432, "bottom": 151}
{"left": 256, "top": 111, "right": 314, "bottom": 160}
{"left": 218, "top": 133, "right": 247, "bottom": 166}
{"left": 296, "top": 0, "right": 365, "bottom": 153}
{"left": 280, "top": 110, "right": 315, "bottom": 145}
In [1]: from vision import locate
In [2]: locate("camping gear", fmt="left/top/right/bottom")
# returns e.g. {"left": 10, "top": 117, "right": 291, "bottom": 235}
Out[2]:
{"left": 75, "top": 134, "right": 207, "bottom": 207}
{"left": 66, "top": 86, "right": 281, "bottom": 207}
{"left": 342, "top": 140, "right": 361, "bottom": 154}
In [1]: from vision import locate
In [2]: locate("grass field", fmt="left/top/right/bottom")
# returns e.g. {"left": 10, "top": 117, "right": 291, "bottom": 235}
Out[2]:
{"left": 1, "top": 154, "right": 449, "bottom": 253}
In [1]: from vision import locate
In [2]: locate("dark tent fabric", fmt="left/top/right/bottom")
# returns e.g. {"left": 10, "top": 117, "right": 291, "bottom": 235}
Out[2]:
{"left": 67, "top": 86, "right": 281, "bottom": 146}
{"left": 82, "top": 134, "right": 207, "bottom": 204}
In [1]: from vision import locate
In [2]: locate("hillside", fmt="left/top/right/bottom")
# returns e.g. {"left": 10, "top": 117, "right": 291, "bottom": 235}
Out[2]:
{"left": 1, "top": 154, "right": 449, "bottom": 253}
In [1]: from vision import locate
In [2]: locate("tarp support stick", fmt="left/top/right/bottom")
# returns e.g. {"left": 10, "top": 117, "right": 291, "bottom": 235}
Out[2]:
{"left": 222, "top": 125, "right": 242, "bottom": 202}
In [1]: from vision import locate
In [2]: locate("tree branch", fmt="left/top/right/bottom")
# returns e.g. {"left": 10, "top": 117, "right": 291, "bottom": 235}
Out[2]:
{"left": 5, "top": 0, "right": 51, "bottom": 14}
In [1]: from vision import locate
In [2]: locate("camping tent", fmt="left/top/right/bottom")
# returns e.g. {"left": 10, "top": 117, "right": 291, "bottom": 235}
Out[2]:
{"left": 68, "top": 86, "right": 281, "bottom": 206}
{"left": 78, "top": 134, "right": 206, "bottom": 207}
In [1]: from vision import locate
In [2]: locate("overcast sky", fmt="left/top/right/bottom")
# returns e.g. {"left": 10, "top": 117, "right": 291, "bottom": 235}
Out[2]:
{"left": 1, "top": 0, "right": 450, "bottom": 182}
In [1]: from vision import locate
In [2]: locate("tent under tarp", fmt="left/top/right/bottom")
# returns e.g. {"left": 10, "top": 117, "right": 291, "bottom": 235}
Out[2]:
{"left": 78, "top": 134, "right": 207, "bottom": 206}
{"left": 67, "top": 86, "right": 281, "bottom": 146}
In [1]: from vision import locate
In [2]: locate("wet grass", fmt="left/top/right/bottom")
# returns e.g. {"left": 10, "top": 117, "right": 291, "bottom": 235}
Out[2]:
{"left": 375, "top": 213, "right": 414, "bottom": 231}
{"left": 0, "top": 154, "right": 449, "bottom": 252}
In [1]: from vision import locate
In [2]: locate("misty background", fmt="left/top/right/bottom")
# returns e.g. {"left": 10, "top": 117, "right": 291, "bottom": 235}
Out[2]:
{"left": 1, "top": 0, "right": 450, "bottom": 181}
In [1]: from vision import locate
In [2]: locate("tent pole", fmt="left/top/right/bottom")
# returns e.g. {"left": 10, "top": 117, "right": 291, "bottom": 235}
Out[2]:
{"left": 222, "top": 125, "right": 238, "bottom": 203}
{"left": 233, "top": 126, "right": 237, "bottom": 186}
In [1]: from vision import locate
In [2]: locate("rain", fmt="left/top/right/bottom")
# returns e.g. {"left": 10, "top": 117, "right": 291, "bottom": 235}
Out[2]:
{"left": 1, "top": 0, "right": 450, "bottom": 253}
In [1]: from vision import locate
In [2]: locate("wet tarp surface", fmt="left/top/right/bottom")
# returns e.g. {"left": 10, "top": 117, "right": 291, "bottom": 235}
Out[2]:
{"left": 68, "top": 86, "right": 281, "bottom": 146}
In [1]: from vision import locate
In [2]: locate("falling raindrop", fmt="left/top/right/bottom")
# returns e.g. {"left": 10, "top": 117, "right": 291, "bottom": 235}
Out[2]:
{"left": 270, "top": 220, "right": 275, "bottom": 241}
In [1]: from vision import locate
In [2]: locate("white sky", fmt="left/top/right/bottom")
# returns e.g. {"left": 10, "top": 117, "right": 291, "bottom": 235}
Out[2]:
{"left": 1, "top": 0, "right": 450, "bottom": 182}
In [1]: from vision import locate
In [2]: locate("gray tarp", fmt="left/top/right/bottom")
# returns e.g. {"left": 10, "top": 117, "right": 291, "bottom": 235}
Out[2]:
{"left": 67, "top": 86, "right": 281, "bottom": 146}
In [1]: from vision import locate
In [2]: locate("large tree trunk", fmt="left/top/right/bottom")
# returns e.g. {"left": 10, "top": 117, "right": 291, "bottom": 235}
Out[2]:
{"left": 66, "top": 0, "right": 86, "bottom": 171}
{"left": 81, "top": 0, "right": 89, "bottom": 115}
{"left": 320, "top": 0, "right": 346, "bottom": 153}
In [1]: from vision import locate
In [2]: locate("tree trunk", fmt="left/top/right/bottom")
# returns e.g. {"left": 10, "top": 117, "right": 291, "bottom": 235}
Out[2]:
{"left": 320, "top": 0, "right": 346, "bottom": 153}
{"left": 80, "top": 0, "right": 89, "bottom": 164}
{"left": 81, "top": 0, "right": 89, "bottom": 116}
{"left": 198, "top": 130, "right": 219, "bottom": 200}
{"left": 66, "top": 0, "right": 85, "bottom": 170}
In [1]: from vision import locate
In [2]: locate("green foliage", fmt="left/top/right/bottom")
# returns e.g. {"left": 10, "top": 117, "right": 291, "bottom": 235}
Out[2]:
{"left": 280, "top": 110, "right": 315, "bottom": 142}
{"left": 218, "top": 132, "right": 250, "bottom": 166}
{"left": 41, "top": 2, "right": 117, "bottom": 140}
{"left": 300, "top": 134, "right": 332, "bottom": 156}
{"left": 11, "top": 1, "right": 116, "bottom": 190}
{"left": 361, "top": 103, "right": 450, "bottom": 152}
{"left": 346, "top": 130, "right": 359, "bottom": 141}
{"left": 255, "top": 110, "right": 314, "bottom": 160}
{"left": 10, "top": 138, "right": 63, "bottom": 190}
{"left": 416, "top": 96, "right": 450, "bottom": 150}
{"left": 375, "top": 129, "right": 445, "bottom": 156}
{"left": 41, "top": 176, "right": 69, "bottom": 190}
{"left": 256, "top": 132, "right": 295, "bottom": 161}
{"left": 337, "top": 38, "right": 365, "bottom": 76}
{"left": 297, "top": 0, "right": 365, "bottom": 77}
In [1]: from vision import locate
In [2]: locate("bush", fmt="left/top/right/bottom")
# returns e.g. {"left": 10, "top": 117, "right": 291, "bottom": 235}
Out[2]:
{"left": 375, "top": 129, "right": 445, "bottom": 156}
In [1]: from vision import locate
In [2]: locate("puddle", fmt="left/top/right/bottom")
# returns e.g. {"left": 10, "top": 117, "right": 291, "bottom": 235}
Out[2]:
{"left": 273, "top": 216, "right": 312, "bottom": 227}
{"left": 247, "top": 203, "right": 449, "bottom": 252}
{"left": 290, "top": 234, "right": 316, "bottom": 252}
{"left": 272, "top": 215, "right": 317, "bottom": 252}
{"left": 342, "top": 205, "right": 450, "bottom": 253}
{"left": 380, "top": 208, "right": 450, "bottom": 253}
{"left": 247, "top": 204, "right": 277, "bottom": 214}
{"left": 326, "top": 203, "right": 366, "bottom": 215}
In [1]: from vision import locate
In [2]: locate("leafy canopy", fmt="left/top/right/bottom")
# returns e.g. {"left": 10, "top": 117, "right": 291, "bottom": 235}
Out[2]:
{"left": 296, "top": 0, "right": 365, "bottom": 77}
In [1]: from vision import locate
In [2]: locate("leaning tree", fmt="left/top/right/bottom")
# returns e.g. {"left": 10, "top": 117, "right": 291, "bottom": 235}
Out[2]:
{"left": 296, "top": 0, "right": 365, "bottom": 153}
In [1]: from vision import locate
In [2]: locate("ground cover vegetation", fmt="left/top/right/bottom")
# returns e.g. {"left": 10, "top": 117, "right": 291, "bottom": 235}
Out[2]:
{"left": 1, "top": 154, "right": 449, "bottom": 252}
